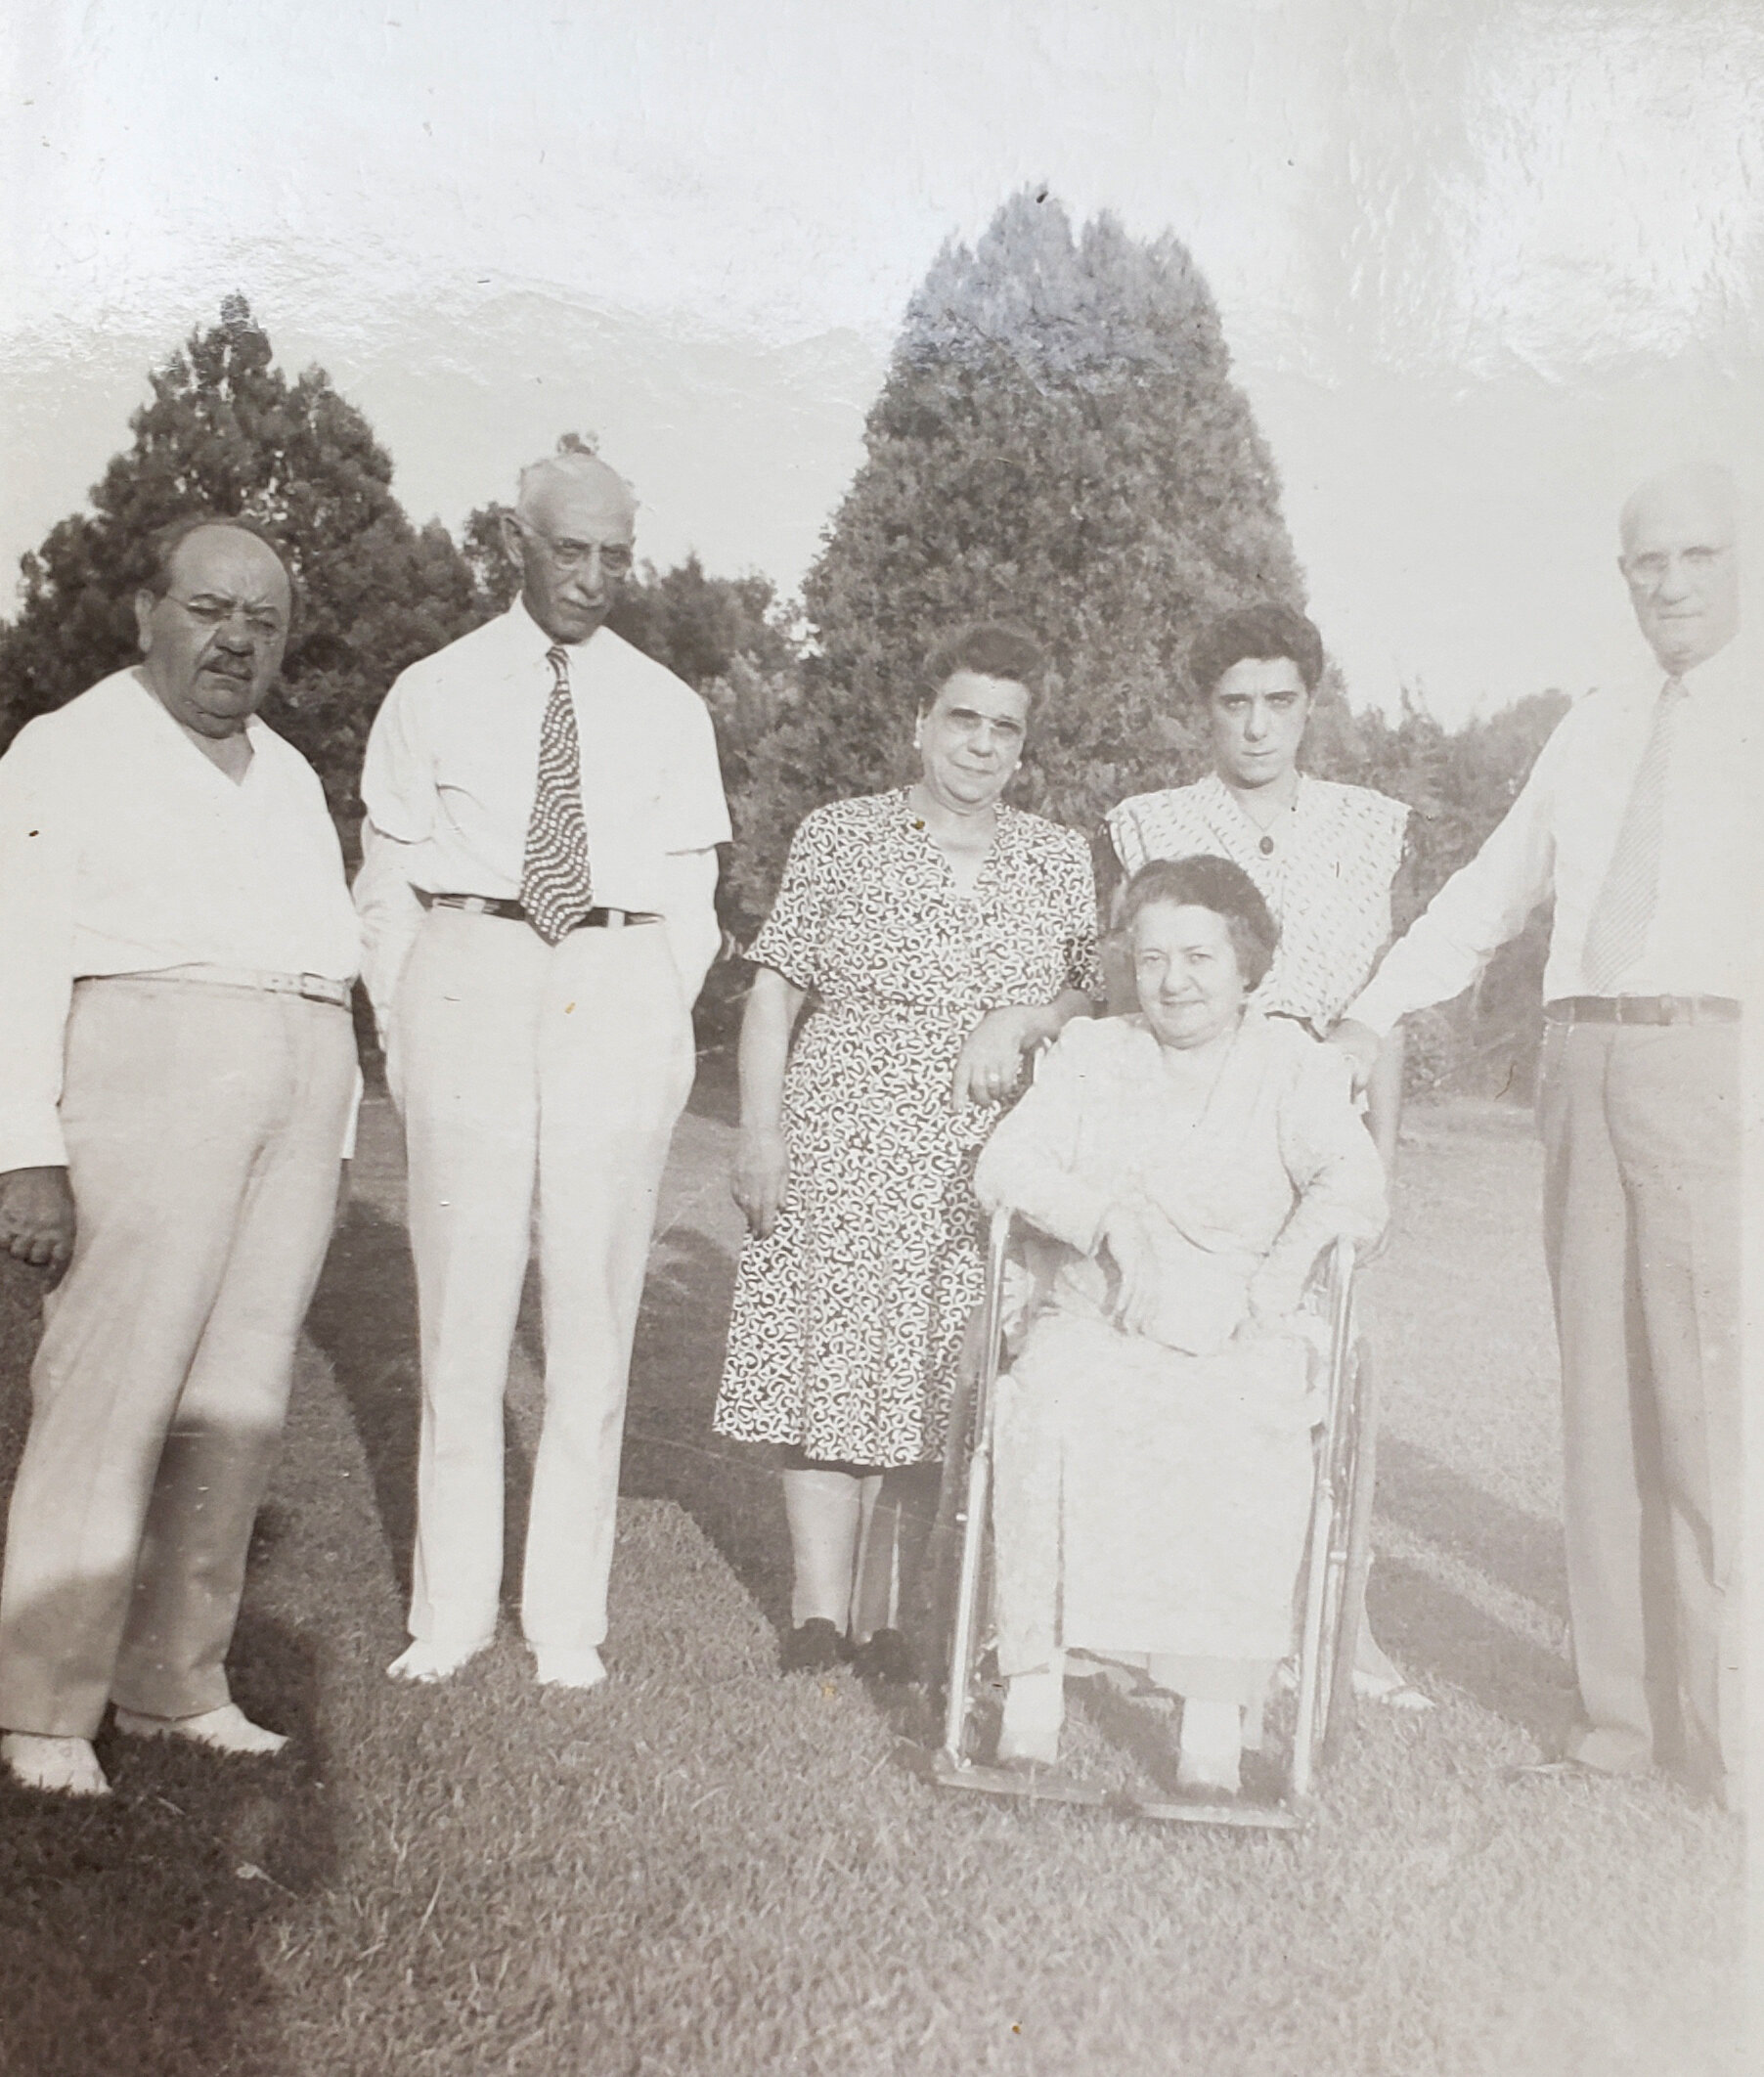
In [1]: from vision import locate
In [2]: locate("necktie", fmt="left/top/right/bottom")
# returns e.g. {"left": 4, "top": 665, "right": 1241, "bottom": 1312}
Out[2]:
{"left": 520, "top": 644, "right": 594, "bottom": 945}
{"left": 1580, "top": 676, "right": 1686, "bottom": 994}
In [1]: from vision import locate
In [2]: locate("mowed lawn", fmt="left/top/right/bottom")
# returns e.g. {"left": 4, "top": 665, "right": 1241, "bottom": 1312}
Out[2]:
{"left": 0, "top": 1064, "right": 1743, "bottom": 2077}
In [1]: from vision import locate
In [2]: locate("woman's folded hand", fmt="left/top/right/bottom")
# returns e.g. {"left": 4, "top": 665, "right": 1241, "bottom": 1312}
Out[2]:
{"left": 731, "top": 1126, "right": 791, "bottom": 1239}
{"left": 1099, "top": 1203, "right": 1161, "bottom": 1336}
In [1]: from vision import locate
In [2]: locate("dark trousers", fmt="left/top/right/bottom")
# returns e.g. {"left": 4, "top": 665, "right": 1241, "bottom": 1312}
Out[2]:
{"left": 1537, "top": 1018, "right": 1741, "bottom": 1799}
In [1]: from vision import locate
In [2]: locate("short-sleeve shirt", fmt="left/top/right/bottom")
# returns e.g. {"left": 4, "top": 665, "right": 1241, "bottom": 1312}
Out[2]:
{"left": 1108, "top": 773, "right": 1408, "bottom": 1028}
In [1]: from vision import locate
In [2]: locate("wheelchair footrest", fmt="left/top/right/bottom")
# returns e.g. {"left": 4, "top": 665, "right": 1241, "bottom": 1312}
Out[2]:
{"left": 913, "top": 1744, "right": 1309, "bottom": 1828}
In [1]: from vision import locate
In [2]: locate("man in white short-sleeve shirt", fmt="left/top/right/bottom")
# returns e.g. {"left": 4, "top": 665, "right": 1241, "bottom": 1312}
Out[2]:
{"left": 1333, "top": 464, "right": 1750, "bottom": 1808}
{"left": 0, "top": 516, "right": 361, "bottom": 1798}
{"left": 355, "top": 447, "right": 729, "bottom": 1692}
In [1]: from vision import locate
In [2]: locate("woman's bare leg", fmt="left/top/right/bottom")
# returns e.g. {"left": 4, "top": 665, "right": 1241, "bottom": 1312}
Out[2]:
{"left": 782, "top": 1467, "right": 864, "bottom": 1629}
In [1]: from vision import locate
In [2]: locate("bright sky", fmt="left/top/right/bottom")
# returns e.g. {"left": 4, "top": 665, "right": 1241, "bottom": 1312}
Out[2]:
{"left": 4, "top": 0, "right": 1761, "bottom": 720}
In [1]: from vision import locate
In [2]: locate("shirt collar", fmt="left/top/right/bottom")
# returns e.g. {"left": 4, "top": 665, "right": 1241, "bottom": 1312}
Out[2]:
{"left": 126, "top": 666, "right": 267, "bottom": 751}
{"left": 511, "top": 595, "right": 608, "bottom": 659}
{"left": 1673, "top": 633, "right": 1752, "bottom": 702}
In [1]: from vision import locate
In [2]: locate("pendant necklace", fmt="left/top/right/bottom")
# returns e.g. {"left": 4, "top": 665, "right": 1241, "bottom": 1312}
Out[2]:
{"left": 1231, "top": 776, "right": 1300, "bottom": 858}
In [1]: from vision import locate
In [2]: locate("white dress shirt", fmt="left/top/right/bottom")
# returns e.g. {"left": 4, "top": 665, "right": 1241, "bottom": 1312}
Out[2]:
{"left": 1348, "top": 638, "right": 1755, "bottom": 1035}
{"left": 354, "top": 601, "right": 729, "bottom": 1023}
{"left": 0, "top": 668, "right": 362, "bottom": 1172}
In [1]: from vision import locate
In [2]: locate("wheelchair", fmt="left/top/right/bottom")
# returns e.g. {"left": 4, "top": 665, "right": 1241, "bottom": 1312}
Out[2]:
{"left": 920, "top": 1206, "right": 1378, "bottom": 1830}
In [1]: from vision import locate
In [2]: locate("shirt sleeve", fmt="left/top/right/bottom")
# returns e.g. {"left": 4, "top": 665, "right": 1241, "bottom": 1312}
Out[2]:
{"left": 1248, "top": 1041, "right": 1389, "bottom": 1320}
{"left": 353, "top": 817, "right": 427, "bottom": 1038}
{"left": 1106, "top": 801, "right": 1146, "bottom": 876}
{"left": 973, "top": 1023, "right": 1115, "bottom": 1254}
{"left": 354, "top": 673, "right": 438, "bottom": 1033}
{"left": 746, "top": 809, "right": 838, "bottom": 991}
{"left": 357, "top": 671, "right": 437, "bottom": 848}
{"left": 0, "top": 727, "right": 79, "bottom": 1171}
{"left": 656, "top": 845, "right": 723, "bottom": 1006}
{"left": 1369, "top": 791, "right": 1411, "bottom": 897}
{"left": 1346, "top": 714, "right": 1571, "bottom": 1035}
{"left": 662, "top": 689, "right": 732, "bottom": 854}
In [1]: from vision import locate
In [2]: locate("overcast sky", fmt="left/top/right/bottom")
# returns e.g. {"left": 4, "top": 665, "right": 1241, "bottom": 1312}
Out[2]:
{"left": 4, "top": 0, "right": 1761, "bottom": 720}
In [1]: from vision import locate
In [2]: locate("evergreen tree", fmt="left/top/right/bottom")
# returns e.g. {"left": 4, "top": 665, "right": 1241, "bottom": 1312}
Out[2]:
{"left": 0, "top": 296, "right": 484, "bottom": 822}
{"left": 608, "top": 554, "right": 795, "bottom": 692}
{"left": 731, "top": 189, "right": 1305, "bottom": 911}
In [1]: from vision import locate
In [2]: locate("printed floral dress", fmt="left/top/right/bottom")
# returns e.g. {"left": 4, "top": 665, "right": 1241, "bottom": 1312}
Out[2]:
{"left": 713, "top": 791, "right": 1100, "bottom": 1467}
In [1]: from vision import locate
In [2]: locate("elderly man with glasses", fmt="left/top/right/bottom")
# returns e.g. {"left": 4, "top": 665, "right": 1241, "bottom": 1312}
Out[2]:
{"left": 1332, "top": 463, "right": 1749, "bottom": 1809}
{"left": 355, "top": 446, "right": 728, "bottom": 1693}
{"left": 0, "top": 514, "right": 361, "bottom": 1796}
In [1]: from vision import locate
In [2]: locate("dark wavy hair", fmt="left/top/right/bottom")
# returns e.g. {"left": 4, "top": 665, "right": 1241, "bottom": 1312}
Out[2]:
{"left": 1118, "top": 854, "right": 1280, "bottom": 991}
{"left": 921, "top": 622, "right": 1048, "bottom": 705}
{"left": 1188, "top": 602, "right": 1323, "bottom": 702}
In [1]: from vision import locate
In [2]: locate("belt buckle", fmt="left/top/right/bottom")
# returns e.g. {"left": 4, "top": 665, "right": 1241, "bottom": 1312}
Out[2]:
{"left": 1657, "top": 995, "right": 1682, "bottom": 1027}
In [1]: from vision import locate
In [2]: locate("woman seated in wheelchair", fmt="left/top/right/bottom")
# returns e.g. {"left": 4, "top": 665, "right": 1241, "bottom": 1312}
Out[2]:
{"left": 972, "top": 855, "right": 1388, "bottom": 1794}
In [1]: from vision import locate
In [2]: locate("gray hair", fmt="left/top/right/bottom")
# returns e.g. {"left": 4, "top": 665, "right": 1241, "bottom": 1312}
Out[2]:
{"left": 513, "top": 448, "right": 636, "bottom": 524}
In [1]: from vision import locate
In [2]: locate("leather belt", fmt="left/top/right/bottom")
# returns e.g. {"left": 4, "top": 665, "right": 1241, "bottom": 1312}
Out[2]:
{"left": 424, "top": 893, "right": 659, "bottom": 930}
{"left": 1543, "top": 994, "right": 1741, "bottom": 1027}
{"left": 85, "top": 965, "right": 353, "bottom": 1009}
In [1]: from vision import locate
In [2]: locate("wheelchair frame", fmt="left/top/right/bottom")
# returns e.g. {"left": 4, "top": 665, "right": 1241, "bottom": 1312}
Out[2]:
{"left": 921, "top": 1206, "right": 1378, "bottom": 1830}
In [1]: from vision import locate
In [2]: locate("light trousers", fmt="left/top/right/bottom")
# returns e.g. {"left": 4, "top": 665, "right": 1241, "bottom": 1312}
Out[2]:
{"left": 0, "top": 979, "right": 356, "bottom": 1738}
{"left": 1538, "top": 1018, "right": 1741, "bottom": 1797}
{"left": 392, "top": 908, "right": 694, "bottom": 1656}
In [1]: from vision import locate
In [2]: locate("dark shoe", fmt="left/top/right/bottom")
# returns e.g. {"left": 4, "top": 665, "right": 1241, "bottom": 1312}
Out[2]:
{"left": 780, "top": 1619, "right": 849, "bottom": 1675}
{"left": 853, "top": 1628, "right": 918, "bottom": 1686}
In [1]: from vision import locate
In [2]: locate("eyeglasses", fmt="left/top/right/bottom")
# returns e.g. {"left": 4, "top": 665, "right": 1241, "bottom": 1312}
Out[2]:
{"left": 509, "top": 517, "right": 635, "bottom": 579}
{"left": 164, "top": 594, "right": 287, "bottom": 641}
{"left": 1620, "top": 545, "right": 1730, "bottom": 590}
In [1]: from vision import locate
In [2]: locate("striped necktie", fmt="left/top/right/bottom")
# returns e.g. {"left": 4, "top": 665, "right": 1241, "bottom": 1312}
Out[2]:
{"left": 520, "top": 644, "right": 595, "bottom": 945}
{"left": 1580, "top": 676, "right": 1686, "bottom": 994}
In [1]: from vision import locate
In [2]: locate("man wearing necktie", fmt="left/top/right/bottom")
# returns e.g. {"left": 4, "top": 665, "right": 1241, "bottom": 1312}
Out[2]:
{"left": 1331, "top": 464, "right": 1748, "bottom": 1806}
{"left": 355, "top": 448, "right": 729, "bottom": 1691}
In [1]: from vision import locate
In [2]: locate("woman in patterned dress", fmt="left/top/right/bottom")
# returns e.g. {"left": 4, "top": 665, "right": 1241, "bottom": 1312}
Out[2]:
{"left": 1105, "top": 601, "right": 1427, "bottom": 1706}
{"left": 714, "top": 624, "right": 1100, "bottom": 1676}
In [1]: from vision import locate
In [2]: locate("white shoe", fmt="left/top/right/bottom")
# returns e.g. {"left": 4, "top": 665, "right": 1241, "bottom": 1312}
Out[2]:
{"left": 2, "top": 1732, "right": 110, "bottom": 1797}
{"left": 532, "top": 1646, "right": 607, "bottom": 1691}
{"left": 996, "top": 1668, "right": 1064, "bottom": 1765}
{"left": 386, "top": 1638, "right": 489, "bottom": 1684}
{"left": 1175, "top": 1698, "right": 1242, "bottom": 1795}
{"left": 1175, "top": 1751, "right": 1242, "bottom": 1795}
{"left": 113, "top": 1702, "right": 287, "bottom": 1756}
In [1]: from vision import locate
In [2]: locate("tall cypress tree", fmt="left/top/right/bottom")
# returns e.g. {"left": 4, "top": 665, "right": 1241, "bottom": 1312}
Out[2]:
{"left": 0, "top": 296, "right": 484, "bottom": 820}
{"left": 731, "top": 190, "right": 1307, "bottom": 914}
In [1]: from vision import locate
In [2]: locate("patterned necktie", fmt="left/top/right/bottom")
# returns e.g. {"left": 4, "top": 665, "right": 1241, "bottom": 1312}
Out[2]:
{"left": 520, "top": 644, "right": 594, "bottom": 945}
{"left": 1580, "top": 676, "right": 1686, "bottom": 994}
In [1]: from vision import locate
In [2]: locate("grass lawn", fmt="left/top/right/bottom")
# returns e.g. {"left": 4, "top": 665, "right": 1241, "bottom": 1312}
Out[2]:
{"left": 0, "top": 1067, "right": 1743, "bottom": 2077}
